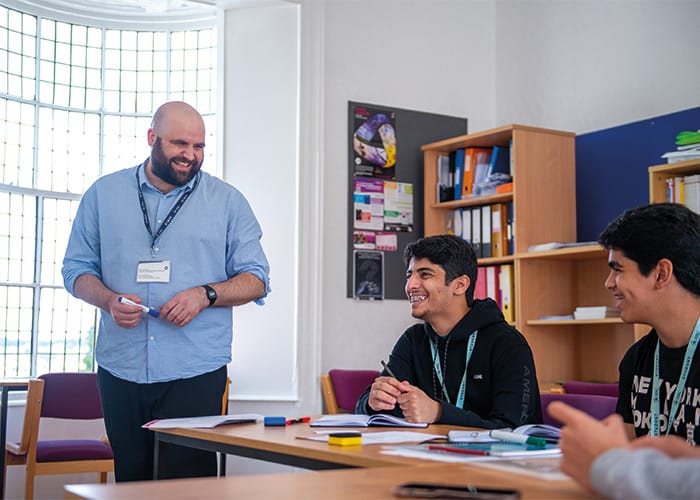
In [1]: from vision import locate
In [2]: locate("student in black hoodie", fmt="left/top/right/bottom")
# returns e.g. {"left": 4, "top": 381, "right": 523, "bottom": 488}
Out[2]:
{"left": 356, "top": 234, "right": 542, "bottom": 427}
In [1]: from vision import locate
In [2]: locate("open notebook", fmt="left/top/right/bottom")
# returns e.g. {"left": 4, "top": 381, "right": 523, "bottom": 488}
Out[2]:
{"left": 311, "top": 413, "right": 428, "bottom": 428}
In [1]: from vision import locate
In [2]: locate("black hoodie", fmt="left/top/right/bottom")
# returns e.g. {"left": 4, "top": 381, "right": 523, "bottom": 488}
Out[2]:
{"left": 356, "top": 298, "right": 542, "bottom": 427}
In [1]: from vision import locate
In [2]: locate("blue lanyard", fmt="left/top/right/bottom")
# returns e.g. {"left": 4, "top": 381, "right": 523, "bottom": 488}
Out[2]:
{"left": 136, "top": 165, "right": 199, "bottom": 256}
{"left": 429, "top": 331, "right": 477, "bottom": 409}
{"left": 651, "top": 316, "right": 700, "bottom": 436}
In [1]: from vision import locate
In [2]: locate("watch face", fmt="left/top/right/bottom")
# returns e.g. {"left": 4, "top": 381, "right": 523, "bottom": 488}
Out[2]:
{"left": 204, "top": 285, "right": 217, "bottom": 304}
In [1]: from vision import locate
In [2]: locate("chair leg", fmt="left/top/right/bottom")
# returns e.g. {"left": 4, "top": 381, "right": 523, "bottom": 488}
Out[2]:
{"left": 24, "top": 466, "right": 35, "bottom": 500}
{"left": 218, "top": 453, "right": 227, "bottom": 477}
{"left": 99, "top": 471, "right": 108, "bottom": 483}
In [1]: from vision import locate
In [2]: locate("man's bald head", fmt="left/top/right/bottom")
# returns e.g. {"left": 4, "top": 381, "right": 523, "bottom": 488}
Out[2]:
{"left": 151, "top": 101, "right": 205, "bottom": 136}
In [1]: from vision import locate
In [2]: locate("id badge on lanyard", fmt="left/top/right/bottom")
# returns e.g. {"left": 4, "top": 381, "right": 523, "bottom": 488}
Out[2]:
{"left": 136, "top": 259, "right": 171, "bottom": 283}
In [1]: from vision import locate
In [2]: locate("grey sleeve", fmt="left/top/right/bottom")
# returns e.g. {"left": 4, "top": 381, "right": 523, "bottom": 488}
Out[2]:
{"left": 591, "top": 448, "right": 700, "bottom": 499}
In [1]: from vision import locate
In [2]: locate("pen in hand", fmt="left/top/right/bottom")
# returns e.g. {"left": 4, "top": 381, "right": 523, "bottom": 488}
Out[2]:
{"left": 118, "top": 296, "right": 160, "bottom": 318}
{"left": 381, "top": 360, "right": 397, "bottom": 379}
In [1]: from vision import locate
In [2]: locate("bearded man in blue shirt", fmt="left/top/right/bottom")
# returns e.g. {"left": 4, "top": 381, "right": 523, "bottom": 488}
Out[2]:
{"left": 62, "top": 101, "right": 270, "bottom": 482}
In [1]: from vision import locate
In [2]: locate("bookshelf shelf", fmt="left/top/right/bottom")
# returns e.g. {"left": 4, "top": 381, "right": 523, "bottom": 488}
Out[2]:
{"left": 517, "top": 244, "right": 604, "bottom": 261}
{"left": 648, "top": 158, "right": 700, "bottom": 204}
{"left": 478, "top": 255, "right": 515, "bottom": 266}
{"left": 430, "top": 192, "right": 513, "bottom": 210}
{"left": 527, "top": 318, "right": 625, "bottom": 326}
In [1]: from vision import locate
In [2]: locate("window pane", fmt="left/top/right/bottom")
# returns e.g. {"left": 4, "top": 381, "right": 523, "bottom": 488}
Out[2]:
{"left": 36, "top": 288, "right": 97, "bottom": 373}
{"left": 102, "top": 114, "right": 151, "bottom": 173}
{"left": 36, "top": 107, "right": 100, "bottom": 193}
{"left": 0, "top": 285, "right": 33, "bottom": 377}
{"left": 0, "top": 98, "right": 36, "bottom": 187}
{"left": 0, "top": 191, "right": 36, "bottom": 283}
{"left": 41, "top": 197, "right": 80, "bottom": 286}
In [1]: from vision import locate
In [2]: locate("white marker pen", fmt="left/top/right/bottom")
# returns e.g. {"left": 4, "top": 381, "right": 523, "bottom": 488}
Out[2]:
{"left": 118, "top": 296, "right": 160, "bottom": 318}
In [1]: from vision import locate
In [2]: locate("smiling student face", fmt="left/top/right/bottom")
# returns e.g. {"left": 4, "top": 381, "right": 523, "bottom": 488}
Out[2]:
{"left": 405, "top": 257, "right": 466, "bottom": 326}
{"left": 605, "top": 248, "right": 657, "bottom": 324}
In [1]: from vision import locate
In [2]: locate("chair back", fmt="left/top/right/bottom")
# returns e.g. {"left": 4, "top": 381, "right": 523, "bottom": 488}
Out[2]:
{"left": 328, "top": 369, "right": 379, "bottom": 413}
{"left": 562, "top": 380, "right": 619, "bottom": 397}
{"left": 9, "top": 379, "right": 44, "bottom": 456}
{"left": 541, "top": 392, "right": 618, "bottom": 428}
{"left": 38, "top": 372, "right": 103, "bottom": 419}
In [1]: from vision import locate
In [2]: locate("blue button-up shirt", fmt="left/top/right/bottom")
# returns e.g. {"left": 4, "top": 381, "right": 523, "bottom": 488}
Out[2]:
{"left": 62, "top": 163, "right": 270, "bottom": 383}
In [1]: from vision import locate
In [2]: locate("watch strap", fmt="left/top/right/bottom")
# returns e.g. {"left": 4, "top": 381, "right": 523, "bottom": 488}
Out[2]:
{"left": 202, "top": 284, "right": 217, "bottom": 306}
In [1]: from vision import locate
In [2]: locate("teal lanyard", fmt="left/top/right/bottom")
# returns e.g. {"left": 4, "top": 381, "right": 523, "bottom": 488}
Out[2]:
{"left": 651, "top": 316, "right": 700, "bottom": 436}
{"left": 429, "top": 331, "right": 477, "bottom": 409}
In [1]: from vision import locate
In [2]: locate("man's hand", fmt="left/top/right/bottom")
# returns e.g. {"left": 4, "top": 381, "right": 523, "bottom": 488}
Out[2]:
{"left": 368, "top": 376, "right": 403, "bottom": 412}
{"left": 160, "top": 286, "right": 209, "bottom": 327}
{"left": 396, "top": 384, "right": 441, "bottom": 423}
{"left": 109, "top": 294, "right": 144, "bottom": 328}
{"left": 547, "top": 401, "right": 629, "bottom": 491}
{"left": 368, "top": 376, "right": 440, "bottom": 424}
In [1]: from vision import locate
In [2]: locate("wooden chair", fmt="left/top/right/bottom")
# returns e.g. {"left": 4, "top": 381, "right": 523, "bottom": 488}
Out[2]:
{"left": 4, "top": 373, "right": 113, "bottom": 499}
{"left": 321, "top": 369, "right": 379, "bottom": 414}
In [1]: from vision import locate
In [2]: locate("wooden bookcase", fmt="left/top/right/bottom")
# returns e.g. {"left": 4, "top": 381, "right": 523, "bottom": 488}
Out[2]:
{"left": 517, "top": 245, "right": 640, "bottom": 383}
{"left": 648, "top": 157, "right": 700, "bottom": 203}
{"left": 422, "top": 124, "right": 577, "bottom": 255}
{"left": 422, "top": 124, "right": 640, "bottom": 384}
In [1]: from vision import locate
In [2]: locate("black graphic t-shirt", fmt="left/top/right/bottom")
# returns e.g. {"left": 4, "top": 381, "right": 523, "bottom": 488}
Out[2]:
{"left": 617, "top": 329, "right": 700, "bottom": 445}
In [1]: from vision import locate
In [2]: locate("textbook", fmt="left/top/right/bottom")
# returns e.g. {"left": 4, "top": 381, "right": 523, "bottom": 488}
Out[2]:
{"left": 448, "top": 424, "right": 560, "bottom": 443}
{"left": 310, "top": 413, "right": 429, "bottom": 428}
{"left": 142, "top": 414, "right": 263, "bottom": 429}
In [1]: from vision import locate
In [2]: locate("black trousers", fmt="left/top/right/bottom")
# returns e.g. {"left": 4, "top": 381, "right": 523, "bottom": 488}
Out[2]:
{"left": 97, "top": 365, "right": 227, "bottom": 482}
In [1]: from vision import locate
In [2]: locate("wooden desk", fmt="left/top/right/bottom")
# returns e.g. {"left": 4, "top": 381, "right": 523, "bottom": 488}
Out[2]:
{"left": 0, "top": 379, "right": 29, "bottom": 500}
{"left": 152, "top": 421, "right": 456, "bottom": 473}
{"left": 66, "top": 463, "right": 594, "bottom": 499}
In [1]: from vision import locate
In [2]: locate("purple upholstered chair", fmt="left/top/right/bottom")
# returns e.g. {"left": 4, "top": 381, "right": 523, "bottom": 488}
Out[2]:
{"left": 562, "top": 380, "right": 619, "bottom": 398}
{"left": 321, "top": 369, "right": 380, "bottom": 413}
{"left": 5, "top": 372, "right": 113, "bottom": 498}
{"left": 541, "top": 392, "right": 619, "bottom": 428}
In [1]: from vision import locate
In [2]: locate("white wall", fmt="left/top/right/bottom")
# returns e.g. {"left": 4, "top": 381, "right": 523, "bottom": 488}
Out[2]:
{"left": 320, "top": 0, "right": 497, "bottom": 374}
{"left": 222, "top": 1, "right": 301, "bottom": 402}
{"left": 493, "top": 0, "right": 700, "bottom": 133}
{"left": 319, "top": 0, "right": 700, "bottom": 376}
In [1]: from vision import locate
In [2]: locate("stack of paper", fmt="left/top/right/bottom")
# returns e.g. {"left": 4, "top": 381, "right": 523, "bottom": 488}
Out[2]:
{"left": 661, "top": 130, "right": 700, "bottom": 164}
{"left": 573, "top": 306, "right": 620, "bottom": 320}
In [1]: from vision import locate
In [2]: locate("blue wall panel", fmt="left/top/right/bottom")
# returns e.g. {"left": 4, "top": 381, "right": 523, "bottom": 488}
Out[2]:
{"left": 576, "top": 106, "right": 700, "bottom": 242}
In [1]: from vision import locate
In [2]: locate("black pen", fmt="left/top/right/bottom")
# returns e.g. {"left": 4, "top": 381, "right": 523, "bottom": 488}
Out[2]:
{"left": 381, "top": 359, "right": 397, "bottom": 379}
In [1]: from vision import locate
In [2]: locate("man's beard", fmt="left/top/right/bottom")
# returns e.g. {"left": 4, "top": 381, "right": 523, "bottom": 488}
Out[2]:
{"left": 150, "top": 137, "right": 202, "bottom": 187}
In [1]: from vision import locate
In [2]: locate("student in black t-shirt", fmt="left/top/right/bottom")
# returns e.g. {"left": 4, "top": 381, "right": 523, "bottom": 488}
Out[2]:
{"left": 599, "top": 203, "right": 700, "bottom": 445}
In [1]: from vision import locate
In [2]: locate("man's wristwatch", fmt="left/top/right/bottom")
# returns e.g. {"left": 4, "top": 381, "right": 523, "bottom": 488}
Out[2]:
{"left": 202, "top": 284, "right": 217, "bottom": 306}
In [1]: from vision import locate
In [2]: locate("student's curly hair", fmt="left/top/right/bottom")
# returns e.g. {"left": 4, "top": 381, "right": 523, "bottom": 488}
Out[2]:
{"left": 403, "top": 234, "right": 478, "bottom": 306}
{"left": 598, "top": 203, "right": 700, "bottom": 296}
